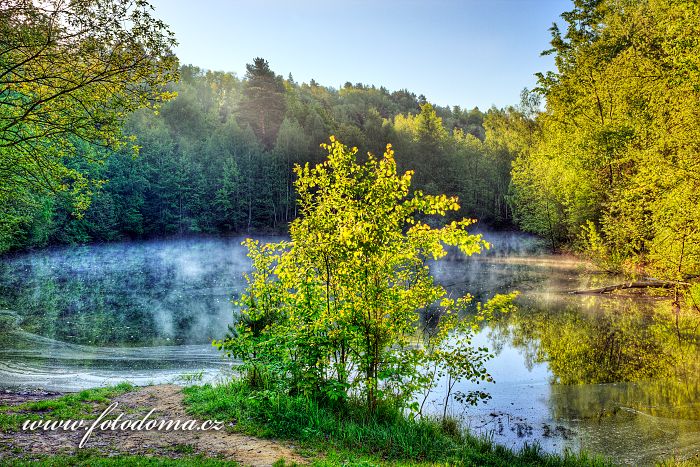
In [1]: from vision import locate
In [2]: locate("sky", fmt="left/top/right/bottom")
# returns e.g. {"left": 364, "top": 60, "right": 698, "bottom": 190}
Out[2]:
{"left": 148, "top": 0, "right": 571, "bottom": 110}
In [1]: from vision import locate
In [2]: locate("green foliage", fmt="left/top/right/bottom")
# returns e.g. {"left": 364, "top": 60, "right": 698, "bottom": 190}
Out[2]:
{"left": 0, "top": 0, "right": 178, "bottom": 252}
{"left": 577, "top": 221, "right": 627, "bottom": 273}
{"left": 216, "top": 138, "right": 515, "bottom": 413}
{"left": 183, "top": 380, "right": 611, "bottom": 466}
{"left": 393, "top": 103, "right": 515, "bottom": 225}
{"left": 239, "top": 58, "right": 287, "bottom": 149}
{"left": 506, "top": 0, "right": 700, "bottom": 281}
{"left": 2, "top": 51, "right": 520, "bottom": 253}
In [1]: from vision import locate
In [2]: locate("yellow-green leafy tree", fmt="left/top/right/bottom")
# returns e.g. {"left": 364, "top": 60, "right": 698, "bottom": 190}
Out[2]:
{"left": 217, "top": 137, "right": 515, "bottom": 413}
{"left": 509, "top": 0, "right": 700, "bottom": 285}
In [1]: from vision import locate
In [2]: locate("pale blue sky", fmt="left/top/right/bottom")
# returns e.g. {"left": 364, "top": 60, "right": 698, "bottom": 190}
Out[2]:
{"left": 149, "top": 0, "right": 571, "bottom": 110}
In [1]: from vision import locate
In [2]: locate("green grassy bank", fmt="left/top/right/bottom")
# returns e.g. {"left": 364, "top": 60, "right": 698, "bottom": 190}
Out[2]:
{"left": 182, "top": 380, "right": 610, "bottom": 467}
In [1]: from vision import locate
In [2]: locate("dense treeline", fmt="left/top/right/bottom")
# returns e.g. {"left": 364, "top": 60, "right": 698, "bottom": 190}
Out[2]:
{"left": 505, "top": 0, "right": 700, "bottom": 283}
{"left": 2, "top": 55, "right": 522, "bottom": 253}
{"left": 8, "top": 0, "right": 698, "bottom": 289}
{"left": 0, "top": 0, "right": 177, "bottom": 254}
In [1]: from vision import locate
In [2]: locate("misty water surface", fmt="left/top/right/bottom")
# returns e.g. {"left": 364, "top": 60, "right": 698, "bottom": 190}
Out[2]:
{"left": 0, "top": 233, "right": 698, "bottom": 465}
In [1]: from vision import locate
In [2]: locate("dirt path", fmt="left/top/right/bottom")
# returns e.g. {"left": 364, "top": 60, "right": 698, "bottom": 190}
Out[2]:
{"left": 0, "top": 385, "right": 307, "bottom": 466}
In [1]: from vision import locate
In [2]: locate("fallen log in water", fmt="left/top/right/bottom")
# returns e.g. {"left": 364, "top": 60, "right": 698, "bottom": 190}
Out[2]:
{"left": 569, "top": 280, "right": 690, "bottom": 295}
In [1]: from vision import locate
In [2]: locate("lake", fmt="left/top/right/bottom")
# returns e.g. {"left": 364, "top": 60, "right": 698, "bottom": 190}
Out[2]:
{"left": 0, "top": 233, "right": 698, "bottom": 465}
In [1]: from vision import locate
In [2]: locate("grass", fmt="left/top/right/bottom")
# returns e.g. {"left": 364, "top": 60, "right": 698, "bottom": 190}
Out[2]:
{"left": 0, "top": 382, "right": 134, "bottom": 431}
{"left": 1, "top": 380, "right": 696, "bottom": 466}
{"left": 182, "top": 380, "right": 612, "bottom": 467}
{"left": 658, "top": 458, "right": 700, "bottom": 467}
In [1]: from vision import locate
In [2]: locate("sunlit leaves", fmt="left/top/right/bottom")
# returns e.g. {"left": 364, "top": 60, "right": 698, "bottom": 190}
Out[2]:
{"left": 217, "top": 138, "right": 512, "bottom": 413}
{"left": 508, "top": 0, "right": 700, "bottom": 280}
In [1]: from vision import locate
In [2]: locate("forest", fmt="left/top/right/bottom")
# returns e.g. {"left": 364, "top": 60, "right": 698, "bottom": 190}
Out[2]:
{"left": 2, "top": 0, "right": 699, "bottom": 293}
{"left": 1, "top": 58, "right": 517, "bottom": 252}
{"left": 2, "top": 0, "right": 700, "bottom": 465}
{"left": 509, "top": 0, "right": 700, "bottom": 286}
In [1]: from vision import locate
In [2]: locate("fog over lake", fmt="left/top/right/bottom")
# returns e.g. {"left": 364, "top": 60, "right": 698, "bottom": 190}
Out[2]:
{"left": 0, "top": 232, "right": 698, "bottom": 465}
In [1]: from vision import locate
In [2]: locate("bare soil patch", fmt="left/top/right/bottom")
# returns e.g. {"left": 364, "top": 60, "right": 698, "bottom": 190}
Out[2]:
{"left": 0, "top": 385, "right": 307, "bottom": 467}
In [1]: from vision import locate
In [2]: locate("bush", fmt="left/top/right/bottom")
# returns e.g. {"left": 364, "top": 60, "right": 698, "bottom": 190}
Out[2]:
{"left": 215, "top": 137, "right": 516, "bottom": 414}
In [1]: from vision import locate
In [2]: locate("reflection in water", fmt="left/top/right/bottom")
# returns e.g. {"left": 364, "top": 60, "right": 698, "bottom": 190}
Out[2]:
{"left": 429, "top": 247, "right": 700, "bottom": 465}
{"left": 0, "top": 311, "right": 232, "bottom": 391}
{"left": 0, "top": 238, "right": 260, "bottom": 389}
{"left": 0, "top": 234, "right": 699, "bottom": 464}
{"left": 491, "top": 293, "right": 700, "bottom": 419}
{"left": 514, "top": 298, "right": 700, "bottom": 464}
{"left": 0, "top": 238, "right": 261, "bottom": 346}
